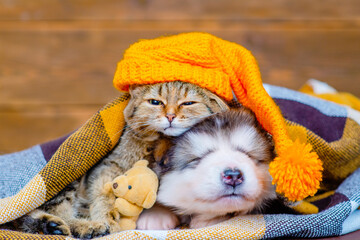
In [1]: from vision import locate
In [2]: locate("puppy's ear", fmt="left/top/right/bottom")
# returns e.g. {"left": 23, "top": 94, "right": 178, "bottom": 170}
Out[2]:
{"left": 153, "top": 138, "right": 173, "bottom": 176}
{"left": 159, "top": 154, "right": 171, "bottom": 173}
{"left": 153, "top": 138, "right": 173, "bottom": 163}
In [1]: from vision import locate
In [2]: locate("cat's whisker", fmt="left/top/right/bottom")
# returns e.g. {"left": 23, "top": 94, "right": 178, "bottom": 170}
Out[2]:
{"left": 108, "top": 114, "right": 218, "bottom": 141}
{"left": 106, "top": 122, "right": 153, "bottom": 139}
{"left": 102, "top": 121, "right": 153, "bottom": 140}
{"left": 185, "top": 113, "right": 216, "bottom": 120}
{"left": 125, "top": 125, "right": 155, "bottom": 136}
{"left": 107, "top": 128, "right": 127, "bottom": 140}
{"left": 126, "top": 123, "right": 152, "bottom": 131}
{"left": 127, "top": 121, "right": 151, "bottom": 126}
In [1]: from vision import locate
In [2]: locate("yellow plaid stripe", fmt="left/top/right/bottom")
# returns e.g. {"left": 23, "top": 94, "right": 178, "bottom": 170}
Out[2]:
{"left": 101, "top": 231, "right": 158, "bottom": 240}
{"left": 0, "top": 93, "right": 130, "bottom": 227}
{"left": 316, "top": 118, "right": 360, "bottom": 183}
{"left": 285, "top": 118, "right": 360, "bottom": 191}
{"left": 166, "top": 215, "right": 266, "bottom": 240}
{"left": 39, "top": 94, "right": 129, "bottom": 201}
{"left": 0, "top": 174, "right": 46, "bottom": 223}
{"left": 101, "top": 95, "right": 129, "bottom": 148}
{"left": 0, "top": 230, "right": 66, "bottom": 239}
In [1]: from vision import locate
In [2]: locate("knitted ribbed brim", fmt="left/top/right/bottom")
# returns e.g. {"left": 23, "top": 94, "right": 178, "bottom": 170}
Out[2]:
{"left": 113, "top": 32, "right": 323, "bottom": 201}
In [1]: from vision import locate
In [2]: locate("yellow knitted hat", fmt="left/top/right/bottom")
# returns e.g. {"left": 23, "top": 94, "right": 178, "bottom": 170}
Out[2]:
{"left": 113, "top": 32, "right": 323, "bottom": 201}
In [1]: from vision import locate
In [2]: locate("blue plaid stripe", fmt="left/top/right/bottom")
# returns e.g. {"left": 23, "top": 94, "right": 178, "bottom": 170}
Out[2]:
{"left": 0, "top": 145, "right": 47, "bottom": 198}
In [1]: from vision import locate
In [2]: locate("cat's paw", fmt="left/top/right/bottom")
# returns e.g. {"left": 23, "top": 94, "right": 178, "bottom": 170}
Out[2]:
{"left": 20, "top": 211, "right": 71, "bottom": 236}
{"left": 71, "top": 220, "right": 110, "bottom": 239}
{"left": 42, "top": 217, "right": 71, "bottom": 236}
{"left": 137, "top": 205, "right": 179, "bottom": 230}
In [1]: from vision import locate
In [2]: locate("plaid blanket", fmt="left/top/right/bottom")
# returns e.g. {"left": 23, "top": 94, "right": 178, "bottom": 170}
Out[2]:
{"left": 1, "top": 80, "right": 360, "bottom": 239}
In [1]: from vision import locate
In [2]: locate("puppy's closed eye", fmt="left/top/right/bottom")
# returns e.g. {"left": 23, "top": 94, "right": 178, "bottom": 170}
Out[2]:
{"left": 182, "top": 149, "right": 215, "bottom": 170}
{"left": 181, "top": 157, "right": 201, "bottom": 170}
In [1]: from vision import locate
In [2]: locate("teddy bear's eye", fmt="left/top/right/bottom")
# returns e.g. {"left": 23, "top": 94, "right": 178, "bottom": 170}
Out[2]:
{"left": 128, "top": 185, "right": 132, "bottom": 190}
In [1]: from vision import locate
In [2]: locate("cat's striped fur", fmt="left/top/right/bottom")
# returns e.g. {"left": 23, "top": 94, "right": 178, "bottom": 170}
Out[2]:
{"left": 17, "top": 81, "right": 229, "bottom": 238}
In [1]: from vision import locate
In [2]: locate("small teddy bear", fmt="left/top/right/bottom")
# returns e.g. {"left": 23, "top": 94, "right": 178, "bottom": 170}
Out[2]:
{"left": 104, "top": 160, "right": 159, "bottom": 230}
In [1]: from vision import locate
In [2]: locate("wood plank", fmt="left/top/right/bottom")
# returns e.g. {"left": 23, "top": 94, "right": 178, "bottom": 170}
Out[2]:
{"left": 1, "top": 28, "right": 359, "bottom": 106}
{"left": 0, "top": 105, "right": 100, "bottom": 153}
{"left": 1, "top": 0, "right": 360, "bottom": 21}
{"left": 1, "top": 0, "right": 360, "bottom": 153}
{"left": 1, "top": 27, "right": 359, "bottom": 153}
{"left": 1, "top": 19, "right": 360, "bottom": 32}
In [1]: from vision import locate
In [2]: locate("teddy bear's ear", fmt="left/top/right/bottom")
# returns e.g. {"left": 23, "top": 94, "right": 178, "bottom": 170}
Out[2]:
{"left": 142, "top": 190, "right": 157, "bottom": 209}
{"left": 134, "top": 160, "right": 149, "bottom": 167}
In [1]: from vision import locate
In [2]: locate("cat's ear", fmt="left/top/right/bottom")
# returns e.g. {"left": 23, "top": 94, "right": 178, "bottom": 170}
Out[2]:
{"left": 124, "top": 85, "right": 145, "bottom": 120}
{"left": 124, "top": 85, "right": 140, "bottom": 120}
{"left": 128, "top": 84, "right": 143, "bottom": 97}
{"left": 208, "top": 93, "right": 229, "bottom": 112}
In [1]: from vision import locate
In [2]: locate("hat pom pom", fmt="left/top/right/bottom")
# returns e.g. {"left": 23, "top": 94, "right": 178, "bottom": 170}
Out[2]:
{"left": 269, "top": 139, "right": 323, "bottom": 201}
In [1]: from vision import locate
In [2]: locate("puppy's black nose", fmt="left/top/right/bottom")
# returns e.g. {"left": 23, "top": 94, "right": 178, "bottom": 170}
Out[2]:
{"left": 222, "top": 168, "right": 243, "bottom": 186}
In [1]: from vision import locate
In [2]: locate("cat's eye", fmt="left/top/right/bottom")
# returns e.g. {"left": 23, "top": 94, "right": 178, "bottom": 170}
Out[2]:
{"left": 128, "top": 185, "right": 132, "bottom": 190}
{"left": 148, "top": 99, "right": 163, "bottom": 105}
{"left": 181, "top": 101, "right": 196, "bottom": 106}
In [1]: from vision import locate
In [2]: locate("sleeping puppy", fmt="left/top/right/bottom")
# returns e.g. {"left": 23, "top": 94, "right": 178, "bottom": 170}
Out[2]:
{"left": 137, "top": 107, "right": 276, "bottom": 229}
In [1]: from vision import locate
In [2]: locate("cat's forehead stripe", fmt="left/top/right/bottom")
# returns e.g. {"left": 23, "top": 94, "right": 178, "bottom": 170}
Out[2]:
{"left": 158, "top": 83, "right": 163, "bottom": 97}
{"left": 142, "top": 81, "right": 208, "bottom": 101}
{"left": 165, "top": 82, "right": 196, "bottom": 102}
{"left": 182, "top": 84, "right": 189, "bottom": 98}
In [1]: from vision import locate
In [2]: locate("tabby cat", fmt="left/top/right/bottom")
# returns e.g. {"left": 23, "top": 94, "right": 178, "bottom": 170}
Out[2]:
{"left": 17, "top": 81, "right": 229, "bottom": 238}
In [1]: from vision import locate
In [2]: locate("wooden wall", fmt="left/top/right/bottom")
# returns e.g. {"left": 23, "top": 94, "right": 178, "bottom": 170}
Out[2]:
{"left": 1, "top": 0, "right": 360, "bottom": 153}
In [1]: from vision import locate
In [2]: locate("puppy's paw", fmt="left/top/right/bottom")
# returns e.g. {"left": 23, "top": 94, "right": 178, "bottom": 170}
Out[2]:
{"left": 190, "top": 215, "right": 228, "bottom": 229}
{"left": 137, "top": 205, "right": 179, "bottom": 230}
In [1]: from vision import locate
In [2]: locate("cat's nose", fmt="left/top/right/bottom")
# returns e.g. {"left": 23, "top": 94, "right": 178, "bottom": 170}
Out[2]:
{"left": 222, "top": 168, "right": 243, "bottom": 186}
{"left": 166, "top": 113, "right": 176, "bottom": 123}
